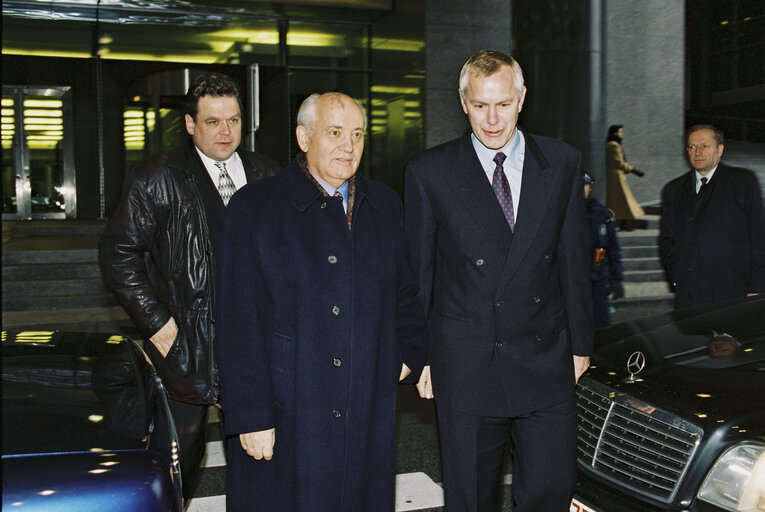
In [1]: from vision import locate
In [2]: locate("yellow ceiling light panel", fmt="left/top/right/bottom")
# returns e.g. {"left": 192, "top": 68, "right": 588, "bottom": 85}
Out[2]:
{"left": 287, "top": 31, "right": 345, "bottom": 47}
{"left": 24, "top": 118, "right": 62, "bottom": 126}
{"left": 370, "top": 86, "right": 420, "bottom": 95}
{"left": 23, "top": 100, "right": 62, "bottom": 108}
{"left": 23, "top": 109, "right": 62, "bottom": 117}
{"left": 371, "top": 38, "right": 424, "bottom": 52}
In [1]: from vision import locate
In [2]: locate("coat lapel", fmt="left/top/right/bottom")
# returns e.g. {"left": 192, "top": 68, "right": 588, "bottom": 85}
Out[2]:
{"left": 497, "top": 132, "right": 552, "bottom": 292}
{"left": 443, "top": 134, "right": 513, "bottom": 250}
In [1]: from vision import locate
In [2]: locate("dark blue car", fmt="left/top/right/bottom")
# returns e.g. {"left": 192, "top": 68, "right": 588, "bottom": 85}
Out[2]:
{"left": 2, "top": 330, "right": 183, "bottom": 511}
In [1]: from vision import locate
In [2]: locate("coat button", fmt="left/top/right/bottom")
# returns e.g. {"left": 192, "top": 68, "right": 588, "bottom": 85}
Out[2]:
{"left": 328, "top": 255, "right": 338, "bottom": 264}
{"left": 543, "top": 254, "right": 550, "bottom": 260}
{"left": 333, "top": 358, "right": 342, "bottom": 367}
{"left": 494, "top": 301, "right": 504, "bottom": 308}
{"left": 494, "top": 340, "right": 503, "bottom": 347}
{"left": 331, "top": 306, "right": 340, "bottom": 315}
{"left": 332, "top": 409, "right": 342, "bottom": 418}
{"left": 476, "top": 259, "right": 484, "bottom": 266}
{"left": 535, "top": 335, "right": 542, "bottom": 342}
{"left": 533, "top": 296, "right": 542, "bottom": 303}
{"left": 320, "top": 202, "right": 328, "bottom": 209}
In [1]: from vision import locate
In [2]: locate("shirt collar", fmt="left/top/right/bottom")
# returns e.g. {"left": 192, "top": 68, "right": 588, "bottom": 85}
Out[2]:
{"left": 195, "top": 146, "right": 238, "bottom": 169}
{"left": 312, "top": 175, "right": 349, "bottom": 203}
{"left": 695, "top": 165, "right": 718, "bottom": 185}
{"left": 470, "top": 129, "right": 525, "bottom": 173}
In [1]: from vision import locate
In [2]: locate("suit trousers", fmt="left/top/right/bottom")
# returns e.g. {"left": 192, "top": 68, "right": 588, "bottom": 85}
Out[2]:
{"left": 436, "top": 398, "right": 578, "bottom": 512}
{"left": 168, "top": 398, "right": 210, "bottom": 500}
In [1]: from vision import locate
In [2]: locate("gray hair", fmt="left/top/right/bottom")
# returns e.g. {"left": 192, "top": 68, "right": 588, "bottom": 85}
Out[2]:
{"left": 458, "top": 49, "right": 525, "bottom": 99}
{"left": 297, "top": 92, "right": 368, "bottom": 134}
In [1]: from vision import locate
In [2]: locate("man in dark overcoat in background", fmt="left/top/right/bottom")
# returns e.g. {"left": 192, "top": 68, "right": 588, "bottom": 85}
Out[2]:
{"left": 100, "top": 72, "right": 279, "bottom": 499}
{"left": 404, "top": 49, "right": 593, "bottom": 512}
{"left": 659, "top": 124, "right": 765, "bottom": 309}
{"left": 215, "top": 92, "right": 428, "bottom": 511}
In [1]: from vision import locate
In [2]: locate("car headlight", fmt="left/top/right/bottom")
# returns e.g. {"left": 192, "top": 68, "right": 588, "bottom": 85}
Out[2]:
{"left": 697, "top": 442, "right": 765, "bottom": 511}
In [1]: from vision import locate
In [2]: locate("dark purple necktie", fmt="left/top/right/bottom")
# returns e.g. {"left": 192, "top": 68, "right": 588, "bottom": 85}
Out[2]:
{"left": 492, "top": 152, "right": 515, "bottom": 231}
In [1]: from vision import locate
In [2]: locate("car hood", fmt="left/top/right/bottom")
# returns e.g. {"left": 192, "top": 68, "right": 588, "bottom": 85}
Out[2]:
{"left": 587, "top": 297, "right": 765, "bottom": 430}
{"left": 2, "top": 331, "right": 153, "bottom": 456}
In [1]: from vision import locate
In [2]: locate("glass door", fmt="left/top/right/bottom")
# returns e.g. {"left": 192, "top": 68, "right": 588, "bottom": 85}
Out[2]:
{"left": 2, "top": 86, "right": 75, "bottom": 219}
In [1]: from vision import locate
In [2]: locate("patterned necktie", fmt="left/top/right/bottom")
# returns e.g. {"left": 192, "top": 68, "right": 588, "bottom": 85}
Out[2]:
{"left": 492, "top": 152, "right": 515, "bottom": 231}
{"left": 698, "top": 176, "right": 708, "bottom": 194}
{"left": 215, "top": 161, "right": 236, "bottom": 206}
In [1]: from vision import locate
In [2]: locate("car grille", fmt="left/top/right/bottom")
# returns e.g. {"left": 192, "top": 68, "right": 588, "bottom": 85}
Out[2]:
{"left": 576, "top": 378, "right": 703, "bottom": 503}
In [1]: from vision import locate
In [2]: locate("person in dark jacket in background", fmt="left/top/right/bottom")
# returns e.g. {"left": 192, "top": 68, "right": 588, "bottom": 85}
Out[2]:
{"left": 99, "top": 72, "right": 279, "bottom": 499}
{"left": 584, "top": 172, "right": 624, "bottom": 327}
{"left": 659, "top": 124, "right": 765, "bottom": 309}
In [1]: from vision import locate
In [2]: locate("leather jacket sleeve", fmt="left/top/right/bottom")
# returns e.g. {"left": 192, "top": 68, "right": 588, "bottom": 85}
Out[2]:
{"left": 99, "top": 164, "right": 172, "bottom": 339}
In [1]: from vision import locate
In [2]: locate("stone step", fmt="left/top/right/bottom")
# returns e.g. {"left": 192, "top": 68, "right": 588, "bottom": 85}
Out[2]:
{"left": 2, "top": 248, "right": 99, "bottom": 265}
{"left": 623, "top": 269, "right": 666, "bottom": 282}
{"left": 2, "top": 277, "right": 109, "bottom": 297}
{"left": 2, "top": 262, "right": 102, "bottom": 281}
{"left": 2, "top": 293, "right": 118, "bottom": 312}
{"left": 622, "top": 257, "right": 663, "bottom": 271}
{"left": 612, "top": 294, "right": 674, "bottom": 310}
{"left": 621, "top": 245, "right": 660, "bottom": 259}
{"left": 617, "top": 229, "right": 659, "bottom": 247}
{"left": 9, "top": 220, "right": 106, "bottom": 237}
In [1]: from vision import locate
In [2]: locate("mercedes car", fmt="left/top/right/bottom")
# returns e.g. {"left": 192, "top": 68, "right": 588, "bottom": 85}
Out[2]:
{"left": 2, "top": 330, "right": 183, "bottom": 511}
{"left": 571, "top": 296, "right": 765, "bottom": 512}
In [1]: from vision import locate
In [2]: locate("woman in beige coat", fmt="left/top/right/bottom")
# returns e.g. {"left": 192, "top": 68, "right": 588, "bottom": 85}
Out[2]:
{"left": 606, "top": 124, "right": 644, "bottom": 230}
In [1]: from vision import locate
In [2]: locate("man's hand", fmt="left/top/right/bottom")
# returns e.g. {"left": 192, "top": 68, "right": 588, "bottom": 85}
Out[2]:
{"left": 240, "top": 428, "right": 275, "bottom": 461}
{"left": 399, "top": 363, "right": 412, "bottom": 382}
{"left": 149, "top": 317, "right": 178, "bottom": 358}
{"left": 416, "top": 365, "right": 433, "bottom": 399}
{"left": 573, "top": 355, "right": 590, "bottom": 383}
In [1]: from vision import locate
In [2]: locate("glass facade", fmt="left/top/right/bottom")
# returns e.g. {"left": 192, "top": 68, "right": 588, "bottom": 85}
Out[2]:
{"left": 2, "top": 0, "right": 425, "bottom": 218}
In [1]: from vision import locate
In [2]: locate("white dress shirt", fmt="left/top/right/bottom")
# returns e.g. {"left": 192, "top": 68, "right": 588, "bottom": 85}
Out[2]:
{"left": 471, "top": 130, "right": 525, "bottom": 222}
{"left": 195, "top": 147, "right": 247, "bottom": 192}
{"left": 695, "top": 166, "right": 718, "bottom": 193}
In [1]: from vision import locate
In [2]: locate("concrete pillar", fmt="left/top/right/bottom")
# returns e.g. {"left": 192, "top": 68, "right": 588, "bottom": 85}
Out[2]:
{"left": 603, "top": 0, "right": 686, "bottom": 206}
{"left": 424, "top": 0, "right": 511, "bottom": 148}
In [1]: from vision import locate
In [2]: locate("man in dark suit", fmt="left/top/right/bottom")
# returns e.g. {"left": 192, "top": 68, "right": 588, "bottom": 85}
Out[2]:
{"left": 659, "top": 124, "right": 765, "bottom": 309}
{"left": 404, "top": 49, "right": 593, "bottom": 512}
{"left": 100, "top": 72, "right": 279, "bottom": 499}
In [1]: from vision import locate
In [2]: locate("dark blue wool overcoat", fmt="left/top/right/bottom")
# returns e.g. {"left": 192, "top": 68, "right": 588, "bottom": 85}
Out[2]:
{"left": 216, "top": 159, "right": 428, "bottom": 512}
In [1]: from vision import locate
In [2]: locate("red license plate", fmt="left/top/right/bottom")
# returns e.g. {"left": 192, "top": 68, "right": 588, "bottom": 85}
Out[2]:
{"left": 570, "top": 497, "right": 599, "bottom": 512}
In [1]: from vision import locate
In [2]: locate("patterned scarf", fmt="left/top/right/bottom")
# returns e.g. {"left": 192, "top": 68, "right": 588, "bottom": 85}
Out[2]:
{"left": 298, "top": 152, "right": 355, "bottom": 231}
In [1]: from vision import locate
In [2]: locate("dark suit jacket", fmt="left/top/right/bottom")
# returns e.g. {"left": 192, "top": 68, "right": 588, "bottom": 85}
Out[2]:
{"left": 659, "top": 162, "right": 765, "bottom": 309}
{"left": 404, "top": 131, "right": 593, "bottom": 417}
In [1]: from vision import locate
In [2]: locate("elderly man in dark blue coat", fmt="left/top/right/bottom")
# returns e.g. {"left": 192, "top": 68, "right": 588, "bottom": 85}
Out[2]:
{"left": 216, "top": 92, "right": 428, "bottom": 511}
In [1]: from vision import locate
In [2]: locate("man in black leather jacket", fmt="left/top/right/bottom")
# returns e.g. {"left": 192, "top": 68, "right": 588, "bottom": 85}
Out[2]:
{"left": 99, "top": 72, "right": 279, "bottom": 499}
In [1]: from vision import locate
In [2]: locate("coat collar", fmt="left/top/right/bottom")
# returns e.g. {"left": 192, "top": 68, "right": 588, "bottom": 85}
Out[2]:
{"left": 279, "top": 157, "right": 380, "bottom": 213}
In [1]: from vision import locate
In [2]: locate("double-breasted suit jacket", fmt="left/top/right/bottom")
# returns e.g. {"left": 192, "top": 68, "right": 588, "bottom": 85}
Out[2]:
{"left": 659, "top": 162, "right": 765, "bottom": 308}
{"left": 405, "top": 131, "right": 593, "bottom": 417}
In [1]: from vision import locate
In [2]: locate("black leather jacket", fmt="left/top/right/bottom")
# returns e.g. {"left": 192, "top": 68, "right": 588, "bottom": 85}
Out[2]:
{"left": 100, "top": 144, "right": 279, "bottom": 404}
